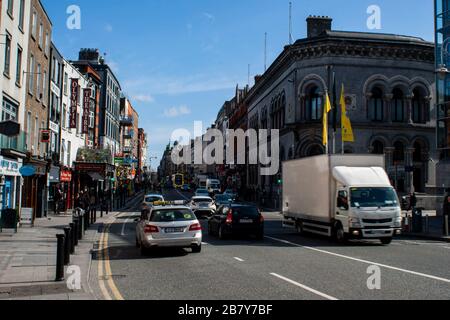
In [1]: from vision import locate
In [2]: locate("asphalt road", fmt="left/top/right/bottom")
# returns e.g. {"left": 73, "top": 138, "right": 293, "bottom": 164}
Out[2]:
{"left": 92, "top": 188, "right": 450, "bottom": 300}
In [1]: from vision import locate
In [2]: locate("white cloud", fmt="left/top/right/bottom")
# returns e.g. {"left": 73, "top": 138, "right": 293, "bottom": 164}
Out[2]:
{"left": 203, "top": 12, "right": 215, "bottom": 23}
{"left": 164, "top": 105, "right": 191, "bottom": 118}
{"left": 132, "top": 94, "right": 154, "bottom": 103}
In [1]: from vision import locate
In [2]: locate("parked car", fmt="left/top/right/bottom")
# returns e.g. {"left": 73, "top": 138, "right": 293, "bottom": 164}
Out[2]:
{"left": 195, "top": 188, "right": 210, "bottom": 197}
{"left": 190, "top": 196, "right": 216, "bottom": 219}
{"left": 136, "top": 203, "right": 202, "bottom": 255}
{"left": 208, "top": 204, "right": 264, "bottom": 240}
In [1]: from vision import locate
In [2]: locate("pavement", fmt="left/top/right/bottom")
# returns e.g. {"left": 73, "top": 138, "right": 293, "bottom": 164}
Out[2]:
{"left": 90, "top": 188, "right": 450, "bottom": 301}
{"left": 0, "top": 191, "right": 145, "bottom": 300}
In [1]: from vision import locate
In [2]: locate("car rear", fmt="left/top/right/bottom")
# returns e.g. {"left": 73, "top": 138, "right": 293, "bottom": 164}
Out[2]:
{"left": 223, "top": 205, "right": 264, "bottom": 239}
{"left": 141, "top": 207, "right": 202, "bottom": 251}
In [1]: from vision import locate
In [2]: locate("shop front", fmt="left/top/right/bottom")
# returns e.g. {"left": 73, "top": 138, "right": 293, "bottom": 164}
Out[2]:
{"left": 60, "top": 168, "right": 73, "bottom": 211}
{"left": 48, "top": 165, "right": 61, "bottom": 215}
{"left": 21, "top": 159, "right": 48, "bottom": 219}
{"left": 0, "top": 156, "right": 22, "bottom": 211}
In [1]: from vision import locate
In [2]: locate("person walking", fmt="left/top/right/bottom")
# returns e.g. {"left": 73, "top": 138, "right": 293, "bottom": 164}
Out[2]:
{"left": 443, "top": 188, "right": 450, "bottom": 234}
{"left": 54, "top": 186, "right": 63, "bottom": 215}
{"left": 409, "top": 192, "right": 417, "bottom": 213}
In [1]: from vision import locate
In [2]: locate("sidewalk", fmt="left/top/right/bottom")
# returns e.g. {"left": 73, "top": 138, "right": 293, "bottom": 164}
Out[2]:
{"left": 401, "top": 211, "right": 450, "bottom": 242}
{"left": 0, "top": 191, "right": 144, "bottom": 300}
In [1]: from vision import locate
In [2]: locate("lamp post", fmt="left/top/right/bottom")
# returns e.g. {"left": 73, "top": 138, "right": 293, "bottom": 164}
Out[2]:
{"left": 436, "top": 38, "right": 450, "bottom": 80}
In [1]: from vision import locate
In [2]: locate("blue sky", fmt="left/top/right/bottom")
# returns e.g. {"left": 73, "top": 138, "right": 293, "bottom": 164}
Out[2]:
{"left": 42, "top": 0, "right": 434, "bottom": 168}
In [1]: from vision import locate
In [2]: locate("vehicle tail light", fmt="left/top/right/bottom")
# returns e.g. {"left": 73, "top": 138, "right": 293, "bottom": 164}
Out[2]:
{"left": 226, "top": 210, "right": 233, "bottom": 224}
{"left": 144, "top": 225, "right": 159, "bottom": 233}
{"left": 189, "top": 223, "right": 202, "bottom": 231}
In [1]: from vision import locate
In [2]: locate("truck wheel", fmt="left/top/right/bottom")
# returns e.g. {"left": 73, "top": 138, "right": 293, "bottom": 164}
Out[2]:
{"left": 380, "top": 238, "right": 393, "bottom": 245}
{"left": 334, "top": 223, "right": 347, "bottom": 244}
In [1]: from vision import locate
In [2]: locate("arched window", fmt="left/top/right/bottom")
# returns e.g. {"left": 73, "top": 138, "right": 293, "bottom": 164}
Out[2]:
{"left": 369, "top": 87, "right": 384, "bottom": 121}
{"left": 306, "top": 86, "right": 322, "bottom": 121}
{"left": 392, "top": 88, "right": 405, "bottom": 122}
{"left": 412, "top": 88, "right": 427, "bottom": 124}
{"left": 413, "top": 142, "right": 423, "bottom": 162}
{"left": 372, "top": 140, "right": 385, "bottom": 155}
{"left": 393, "top": 142, "right": 405, "bottom": 162}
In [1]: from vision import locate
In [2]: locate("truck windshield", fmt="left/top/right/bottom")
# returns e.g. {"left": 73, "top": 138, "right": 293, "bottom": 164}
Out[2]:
{"left": 350, "top": 188, "right": 398, "bottom": 208}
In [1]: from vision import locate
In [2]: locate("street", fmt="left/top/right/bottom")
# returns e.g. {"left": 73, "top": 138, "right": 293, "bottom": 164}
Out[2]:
{"left": 91, "top": 189, "right": 450, "bottom": 301}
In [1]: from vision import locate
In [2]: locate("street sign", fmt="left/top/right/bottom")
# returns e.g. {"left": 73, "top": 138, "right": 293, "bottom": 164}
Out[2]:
{"left": 40, "top": 130, "right": 50, "bottom": 143}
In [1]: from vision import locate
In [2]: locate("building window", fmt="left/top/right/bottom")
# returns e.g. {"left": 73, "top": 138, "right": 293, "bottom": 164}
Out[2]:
{"left": 62, "top": 103, "right": 67, "bottom": 129}
{"left": 34, "top": 117, "right": 38, "bottom": 155}
{"left": 28, "top": 54, "right": 34, "bottom": 94}
{"left": 393, "top": 141, "right": 405, "bottom": 162}
{"left": 392, "top": 88, "right": 405, "bottom": 122}
{"left": 67, "top": 141, "right": 71, "bottom": 166}
{"left": 39, "top": 23, "right": 43, "bottom": 49}
{"left": 18, "top": 0, "right": 25, "bottom": 30}
{"left": 7, "top": 0, "right": 14, "bottom": 17}
{"left": 26, "top": 112, "right": 31, "bottom": 148}
{"left": 36, "top": 64, "right": 41, "bottom": 100}
{"left": 412, "top": 88, "right": 427, "bottom": 124}
{"left": 16, "top": 46, "right": 22, "bottom": 85}
{"left": 306, "top": 86, "right": 322, "bottom": 121}
{"left": 32, "top": 11, "right": 37, "bottom": 39}
{"left": 63, "top": 73, "right": 68, "bottom": 95}
{"left": 42, "top": 71, "right": 47, "bottom": 103}
{"left": 45, "top": 33, "right": 50, "bottom": 56}
{"left": 371, "top": 140, "right": 384, "bottom": 155}
{"left": 4, "top": 33, "right": 11, "bottom": 77}
{"left": 1, "top": 98, "right": 18, "bottom": 121}
{"left": 369, "top": 87, "right": 384, "bottom": 121}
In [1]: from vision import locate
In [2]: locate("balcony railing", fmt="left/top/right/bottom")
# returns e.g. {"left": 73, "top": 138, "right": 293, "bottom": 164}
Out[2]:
{"left": 0, "top": 131, "right": 27, "bottom": 154}
{"left": 120, "top": 116, "right": 134, "bottom": 126}
{"left": 123, "top": 130, "right": 134, "bottom": 139}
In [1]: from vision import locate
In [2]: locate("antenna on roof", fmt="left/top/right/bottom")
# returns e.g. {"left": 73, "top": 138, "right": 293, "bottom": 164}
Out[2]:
{"left": 248, "top": 64, "right": 250, "bottom": 86}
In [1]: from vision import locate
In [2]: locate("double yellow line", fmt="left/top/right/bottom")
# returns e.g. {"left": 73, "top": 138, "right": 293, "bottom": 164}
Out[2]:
{"left": 98, "top": 220, "right": 124, "bottom": 300}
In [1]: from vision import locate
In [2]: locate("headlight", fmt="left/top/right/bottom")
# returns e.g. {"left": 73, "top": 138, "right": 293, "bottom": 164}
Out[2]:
{"left": 349, "top": 217, "right": 362, "bottom": 228}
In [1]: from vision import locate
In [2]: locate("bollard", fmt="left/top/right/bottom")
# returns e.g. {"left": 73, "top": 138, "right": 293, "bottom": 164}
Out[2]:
{"left": 69, "top": 223, "right": 75, "bottom": 254}
{"left": 77, "top": 215, "right": 83, "bottom": 241}
{"left": 73, "top": 218, "right": 79, "bottom": 246}
{"left": 55, "top": 234, "right": 65, "bottom": 282}
{"left": 63, "top": 227, "right": 71, "bottom": 265}
{"left": 94, "top": 207, "right": 97, "bottom": 223}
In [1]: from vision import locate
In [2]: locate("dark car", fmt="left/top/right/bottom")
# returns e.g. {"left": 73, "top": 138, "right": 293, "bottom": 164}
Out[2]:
{"left": 208, "top": 204, "right": 264, "bottom": 240}
{"left": 214, "top": 194, "right": 234, "bottom": 206}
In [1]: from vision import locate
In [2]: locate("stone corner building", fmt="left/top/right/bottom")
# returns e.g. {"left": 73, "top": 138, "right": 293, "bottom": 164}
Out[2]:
{"left": 246, "top": 16, "right": 437, "bottom": 209}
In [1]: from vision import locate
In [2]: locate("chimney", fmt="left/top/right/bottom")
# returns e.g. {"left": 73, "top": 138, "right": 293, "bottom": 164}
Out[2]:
{"left": 78, "top": 48, "right": 100, "bottom": 63}
{"left": 306, "top": 15, "right": 332, "bottom": 38}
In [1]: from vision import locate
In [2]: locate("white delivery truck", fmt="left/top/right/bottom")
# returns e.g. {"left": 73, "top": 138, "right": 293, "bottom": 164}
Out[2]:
{"left": 282, "top": 155, "right": 402, "bottom": 245}
{"left": 206, "top": 179, "right": 221, "bottom": 195}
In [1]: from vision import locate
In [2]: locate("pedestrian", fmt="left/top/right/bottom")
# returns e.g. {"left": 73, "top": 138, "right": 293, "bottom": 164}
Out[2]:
{"left": 75, "top": 192, "right": 83, "bottom": 210}
{"left": 90, "top": 191, "right": 97, "bottom": 221}
{"left": 409, "top": 192, "right": 417, "bottom": 214}
{"left": 54, "top": 186, "right": 63, "bottom": 215}
{"left": 443, "top": 188, "right": 450, "bottom": 234}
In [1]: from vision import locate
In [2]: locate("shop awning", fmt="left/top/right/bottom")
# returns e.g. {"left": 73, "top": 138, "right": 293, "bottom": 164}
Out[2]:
{"left": 88, "top": 172, "right": 104, "bottom": 181}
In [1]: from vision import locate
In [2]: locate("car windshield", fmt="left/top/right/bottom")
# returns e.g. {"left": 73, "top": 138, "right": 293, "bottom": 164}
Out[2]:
{"left": 350, "top": 187, "right": 399, "bottom": 208}
{"left": 232, "top": 206, "right": 259, "bottom": 217}
{"left": 193, "top": 198, "right": 212, "bottom": 203}
{"left": 150, "top": 209, "right": 196, "bottom": 222}
{"left": 145, "top": 196, "right": 163, "bottom": 203}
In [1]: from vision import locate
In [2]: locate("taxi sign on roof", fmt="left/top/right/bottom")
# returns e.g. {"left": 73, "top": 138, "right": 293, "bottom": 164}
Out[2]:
{"left": 153, "top": 200, "right": 187, "bottom": 207}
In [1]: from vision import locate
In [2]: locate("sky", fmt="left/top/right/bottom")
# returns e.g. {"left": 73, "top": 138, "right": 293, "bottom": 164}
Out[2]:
{"left": 42, "top": 0, "right": 435, "bottom": 169}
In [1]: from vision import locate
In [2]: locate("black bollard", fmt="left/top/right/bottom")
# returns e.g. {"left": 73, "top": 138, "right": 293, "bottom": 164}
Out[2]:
{"left": 73, "top": 218, "right": 79, "bottom": 246}
{"left": 55, "top": 234, "right": 65, "bottom": 282}
{"left": 63, "top": 227, "right": 71, "bottom": 265}
{"left": 94, "top": 207, "right": 97, "bottom": 223}
{"left": 69, "top": 223, "right": 75, "bottom": 254}
{"left": 77, "top": 215, "right": 83, "bottom": 241}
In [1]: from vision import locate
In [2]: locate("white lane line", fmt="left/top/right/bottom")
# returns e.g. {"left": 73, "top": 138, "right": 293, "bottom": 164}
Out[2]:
{"left": 202, "top": 242, "right": 209, "bottom": 245}
{"left": 121, "top": 212, "right": 138, "bottom": 237}
{"left": 270, "top": 273, "right": 338, "bottom": 300}
{"left": 234, "top": 257, "right": 245, "bottom": 262}
{"left": 265, "top": 236, "right": 450, "bottom": 284}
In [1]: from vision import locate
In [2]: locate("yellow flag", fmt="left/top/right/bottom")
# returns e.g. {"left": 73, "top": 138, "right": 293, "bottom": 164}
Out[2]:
{"left": 341, "top": 85, "right": 354, "bottom": 143}
{"left": 322, "top": 92, "right": 332, "bottom": 146}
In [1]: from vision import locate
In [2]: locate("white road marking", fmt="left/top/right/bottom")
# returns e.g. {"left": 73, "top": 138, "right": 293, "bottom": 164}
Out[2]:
{"left": 202, "top": 242, "right": 209, "bottom": 245}
{"left": 265, "top": 236, "right": 450, "bottom": 284}
{"left": 270, "top": 273, "right": 338, "bottom": 300}
{"left": 121, "top": 212, "right": 138, "bottom": 237}
{"left": 234, "top": 257, "right": 245, "bottom": 262}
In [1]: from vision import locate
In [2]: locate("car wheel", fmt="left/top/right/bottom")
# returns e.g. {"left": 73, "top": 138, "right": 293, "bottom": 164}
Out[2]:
{"left": 192, "top": 245, "right": 202, "bottom": 253}
{"left": 218, "top": 225, "right": 227, "bottom": 240}
{"left": 380, "top": 238, "right": 393, "bottom": 245}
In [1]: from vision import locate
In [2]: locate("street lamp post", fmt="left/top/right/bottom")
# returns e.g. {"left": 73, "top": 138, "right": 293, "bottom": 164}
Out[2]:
{"left": 436, "top": 37, "right": 450, "bottom": 80}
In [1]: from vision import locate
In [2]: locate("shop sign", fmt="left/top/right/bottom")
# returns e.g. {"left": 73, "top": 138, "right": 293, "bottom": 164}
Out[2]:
{"left": 0, "top": 156, "right": 21, "bottom": 177}
{"left": 60, "top": 170, "right": 72, "bottom": 182}
{"left": 49, "top": 166, "right": 61, "bottom": 183}
{"left": 40, "top": 130, "right": 51, "bottom": 143}
{"left": 49, "top": 121, "right": 59, "bottom": 133}
{"left": 82, "top": 89, "right": 91, "bottom": 134}
{"left": 69, "top": 79, "right": 79, "bottom": 129}
{"left": 20, "top": 165, "right": 36, "bottom": 177}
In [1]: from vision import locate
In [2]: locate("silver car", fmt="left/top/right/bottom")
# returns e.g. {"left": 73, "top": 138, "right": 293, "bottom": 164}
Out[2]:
{"left": 190, "top": 196, "right": 216, "bottom": 219}
{"left": 136, "top": 204, "right": 203, "bottom": 255}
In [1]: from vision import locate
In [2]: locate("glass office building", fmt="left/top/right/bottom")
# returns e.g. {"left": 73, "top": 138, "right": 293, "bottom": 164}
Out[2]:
{"left": 436, "top": 0, "right": 450, "bottom": 192}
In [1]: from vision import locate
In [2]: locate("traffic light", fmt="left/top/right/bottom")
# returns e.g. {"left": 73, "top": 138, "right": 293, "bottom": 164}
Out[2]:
{"left": 277, "top": 174, "right": 282, "bottom": 185}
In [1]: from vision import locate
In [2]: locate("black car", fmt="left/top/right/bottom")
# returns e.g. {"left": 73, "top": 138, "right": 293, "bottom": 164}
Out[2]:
{"left": 208, "top": 204, "right": 264, "bottom": 240}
